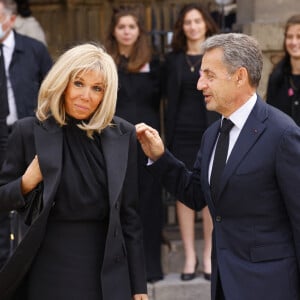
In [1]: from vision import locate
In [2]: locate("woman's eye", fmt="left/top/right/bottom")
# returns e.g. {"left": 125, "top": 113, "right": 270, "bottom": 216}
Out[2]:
{"left": 94, "top": 86, "right": 104, "bottom": 93}
{"left": 74, "top": 81, "right": 83, "bottom": 87}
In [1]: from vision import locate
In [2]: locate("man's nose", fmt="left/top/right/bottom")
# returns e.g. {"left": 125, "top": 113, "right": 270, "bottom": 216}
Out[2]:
{"left": 197, "top": 76, "right": 206, "bottom": 91}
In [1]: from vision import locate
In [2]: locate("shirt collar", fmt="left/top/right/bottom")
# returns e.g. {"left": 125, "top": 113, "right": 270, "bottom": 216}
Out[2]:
{"left": 1, "top": 30, "right": 15, "bottom": 50}
{"left": 225, "top": 93, "right": 257, "bottom": 129}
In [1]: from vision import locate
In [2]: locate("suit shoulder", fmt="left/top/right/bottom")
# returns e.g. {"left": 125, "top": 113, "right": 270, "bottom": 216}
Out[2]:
{"left": 14, "top": 31, "right": 50, "bottom": 55}
{"left": 267, "top": 102, "right": 296, "bottom": 127}
{"left": 11, "top": 117, "right": 37, "bottom": 137}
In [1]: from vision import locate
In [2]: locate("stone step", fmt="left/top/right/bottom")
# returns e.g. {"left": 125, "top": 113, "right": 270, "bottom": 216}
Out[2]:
{"left": 147, "top": 273, "right": 210, "bottom": 300}
{"left": 147, "top": 239, "right": 211, "bottom": 300}
{"left": 161, "top": 239, "right": 205, "bottom": 274}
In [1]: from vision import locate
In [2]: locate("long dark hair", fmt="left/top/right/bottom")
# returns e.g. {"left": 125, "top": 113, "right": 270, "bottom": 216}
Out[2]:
{"left": 271, "top": 14, "right": 300, "bottom": 83}
{"left": 171, "top": 3, "right": 218, "bottom": 53}
{"left": 105, "top": 6, "right": 152, "bottom": 72}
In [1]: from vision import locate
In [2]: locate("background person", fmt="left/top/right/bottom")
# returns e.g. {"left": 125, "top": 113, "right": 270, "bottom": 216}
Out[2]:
{"left": 0, "top": 0, "right": 52, "bottom": 270}
{"left": 266, "top": 14, "right": 300, "bottom": 125}
{"left": 105, "top": 6, "right": 164, "bottom": 283}
{"left": 0, "top": 43, "right": 148, "bottom": 300}
{"left": 14, "top": 0, "right": 47, "bottom": 45}
{"left": 136, "top": 33, "right": 300, "bottom": 300}
{"left": 163, "top": 2, "right": 219, "bottom": 281}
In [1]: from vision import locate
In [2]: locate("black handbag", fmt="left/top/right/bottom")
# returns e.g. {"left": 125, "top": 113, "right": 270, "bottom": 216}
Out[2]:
{"left": 22, "top": 182, "right": 43, "bottom": 226}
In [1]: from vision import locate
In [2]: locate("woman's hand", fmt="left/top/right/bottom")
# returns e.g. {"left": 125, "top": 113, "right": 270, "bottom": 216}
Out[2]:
{"left": 21, "top": 155, "right": 43, "bottom": 195}
{"left": 132, "top": 294, "right": 148, "bottom": 300}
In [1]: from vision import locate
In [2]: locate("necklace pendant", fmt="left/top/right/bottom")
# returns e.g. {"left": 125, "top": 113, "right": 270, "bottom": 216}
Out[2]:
{"left": 190, "top": 66, "right": 195, "bottom": 72}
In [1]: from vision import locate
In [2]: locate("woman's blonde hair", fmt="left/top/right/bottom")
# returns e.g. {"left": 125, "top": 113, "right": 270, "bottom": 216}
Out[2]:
{"left": 36, "top": 43, "right": 118, "bottom": 137}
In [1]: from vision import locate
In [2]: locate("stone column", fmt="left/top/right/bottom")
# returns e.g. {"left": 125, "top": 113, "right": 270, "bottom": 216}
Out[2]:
{"left": 235, "top": 0, "right": 300, "bottom": 97}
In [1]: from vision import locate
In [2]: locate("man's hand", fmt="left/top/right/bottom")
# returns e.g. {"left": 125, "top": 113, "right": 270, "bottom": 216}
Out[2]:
{"left": 136, "top": 123, "right": 165, "bottom": 161}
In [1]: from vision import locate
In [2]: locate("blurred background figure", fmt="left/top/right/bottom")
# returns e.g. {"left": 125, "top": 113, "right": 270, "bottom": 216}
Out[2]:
{"left": 163, "top": 3, "right": 219, "bottom": 281}
{"left": 266, "top": 14, "right": 300, "bottom": 125}
{"left": 210, "top": 0, "right": 237, "bottom": 33}
{"left": 13, "top": 0, "right": 47, "bottom": 45}
{"left": 105, "top": 6, "right": 164, "bottom": 283}
{"left": 0, "top": 0, "right": 52, "bottom": 270}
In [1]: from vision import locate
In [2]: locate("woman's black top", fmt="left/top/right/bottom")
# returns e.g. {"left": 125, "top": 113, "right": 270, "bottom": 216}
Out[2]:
{"left": 267, "top": 57, "right": 300, "bottom": 126}
{"left": 27, "top": 118, "right": 109, "bottom": 300}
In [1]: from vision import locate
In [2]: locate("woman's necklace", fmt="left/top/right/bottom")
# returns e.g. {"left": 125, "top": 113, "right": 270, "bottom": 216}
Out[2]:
{"left": 288, "top": 75, "right": 300, "bottom": 96}
{"left": 185, "top": 54, "right": 202, "bottom": 72}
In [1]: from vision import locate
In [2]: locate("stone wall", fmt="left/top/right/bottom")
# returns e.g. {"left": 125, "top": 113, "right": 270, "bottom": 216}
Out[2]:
{"left": 29, "top": 0, "right": 300, "bottom": 99}
{"left": 236, "top": 0, "right": 300, "bottom": 97}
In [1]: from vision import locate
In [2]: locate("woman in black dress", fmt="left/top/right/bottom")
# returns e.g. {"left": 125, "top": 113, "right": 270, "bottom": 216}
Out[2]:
{"left": 105, "top": 7, "right": 163, "bottom": 283}
{"left": 266, "top": 14, "right": 300, "bottom": 125}
{"left": 0, "top": 43, "right": 148, "bottom": 300}
{"left": 164, "top": 3, "right": 219, "bottom": 281}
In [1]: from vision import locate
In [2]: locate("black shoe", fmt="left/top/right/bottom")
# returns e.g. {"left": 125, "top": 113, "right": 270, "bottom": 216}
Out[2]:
{"left": 203, "top": 272, "right": 211, "bottom": 281}
{"left": 147, "top": 276, "right": 163, "bottom": 284}
{"left": 180, "top": 258, "right": 199, "bottom": 281}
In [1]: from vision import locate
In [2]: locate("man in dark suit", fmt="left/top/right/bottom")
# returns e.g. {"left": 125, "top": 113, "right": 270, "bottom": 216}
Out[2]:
{"left": 0, "top": 0, "right": 52, "bottom": 269}
{"left": 136, "top": 33, "right": 300, "bottom": 300}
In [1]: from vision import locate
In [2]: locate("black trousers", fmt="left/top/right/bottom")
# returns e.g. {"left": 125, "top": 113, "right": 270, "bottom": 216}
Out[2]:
{"left": 216, "top": 273, "right": 226, "bottom": 300}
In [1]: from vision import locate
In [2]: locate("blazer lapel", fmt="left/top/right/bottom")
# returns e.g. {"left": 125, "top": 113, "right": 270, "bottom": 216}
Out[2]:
{"left": 34, "top": 117, "right": 63, "bottom": 207}
{"left": 101, "top": 124, "right": 130, "bottom": 206}
{"left": 218, "top": 99, "right": 268, "bottom": 198}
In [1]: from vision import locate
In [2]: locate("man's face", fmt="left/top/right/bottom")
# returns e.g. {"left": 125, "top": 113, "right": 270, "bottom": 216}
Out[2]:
{"left": 0, "top": 3, "right": 15, "bottom": 42}
{"left": 197, "top": 48, "right": 238, "bottom": 117}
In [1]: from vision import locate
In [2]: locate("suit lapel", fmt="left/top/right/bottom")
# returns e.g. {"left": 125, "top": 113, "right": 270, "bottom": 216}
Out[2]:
{"left": 218, "top": 99, "right": 268, "bottom": 199}
{"left": 202, "top": 120, "right": 221, "bottom": 208}
{"left": 101, "top": 123, "right": 130, "bottom": 206}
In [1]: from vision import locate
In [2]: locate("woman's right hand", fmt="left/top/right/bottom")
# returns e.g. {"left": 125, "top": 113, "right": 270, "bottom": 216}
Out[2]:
{"left": 21, "top": 155, "right": 43, "bottom": 195}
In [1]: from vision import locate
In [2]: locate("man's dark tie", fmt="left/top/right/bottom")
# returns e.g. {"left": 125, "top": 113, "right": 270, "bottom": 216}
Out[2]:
{"left": 210, "top": 118, "right": 234, "bottom": 203}
{"left": 0, "top": 44, "right": 9, "bottom": 118}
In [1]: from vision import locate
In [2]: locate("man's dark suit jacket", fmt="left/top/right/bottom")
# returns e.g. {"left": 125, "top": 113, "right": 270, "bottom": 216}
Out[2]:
{"left": 150, "top": 97, "right": 300, "bottom": 300}
{"left": 0, "top": 116, "right": 147, "bottom": 300}
{"left": 9, "top": 31, "right": 52, "bottom": 119}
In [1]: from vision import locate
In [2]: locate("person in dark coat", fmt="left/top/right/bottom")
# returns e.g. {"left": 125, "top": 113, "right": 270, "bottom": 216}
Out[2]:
{"left": 0, "top": 0, "right": 52, "bottom": 269}
{"left": 266, "top": 14, "right": 300, "bottom": 125}
{"left": 136, "top": 33, "right": 300, "bottom": 300}
{"left": 105, "top": 6, "right": 163, "bottom": 283}
{"left": 163, "top": 3, "right": 219, "bottom": 281}
{"left": 0, "top": 43, "right": 148, "bottom": 300}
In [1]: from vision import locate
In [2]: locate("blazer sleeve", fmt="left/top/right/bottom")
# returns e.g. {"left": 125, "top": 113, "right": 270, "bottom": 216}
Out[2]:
{"left": 148, "top": 149, "right": 206, "bottom": 211}
{"left": 0, "top": 118, "right": 36, "bottom": 211}
{"left": 120, "top": 127, "right": 147, "bottom": 294}
{"left": 275, "top": 125, "right": 300, "bottom": 271}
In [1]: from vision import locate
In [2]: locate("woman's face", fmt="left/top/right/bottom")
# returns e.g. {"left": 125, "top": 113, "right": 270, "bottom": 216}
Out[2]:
{"left": 182, "top": 9, "right": 207, "bottom": 43}
{"left": 285, "top": 24, "right": 300, "bottom": 59}
{"left": 113, "top": 15, "right": 140, "bottom": 48}
{"left": 64, "top": 70, "right": 105, "bottom": 120}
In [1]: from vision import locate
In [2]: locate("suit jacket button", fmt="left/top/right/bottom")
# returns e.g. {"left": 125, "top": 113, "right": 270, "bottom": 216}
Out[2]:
{"left": 216, "top": 216, "right": 222, "bottom": 222}
{"left": 52, "top": 201, "right": 56, "bottom": 207}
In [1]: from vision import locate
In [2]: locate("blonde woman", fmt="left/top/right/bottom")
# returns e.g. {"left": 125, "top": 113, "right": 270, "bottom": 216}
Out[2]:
{"left": 0, "top": 43, "right": 148, "bottom": 300}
